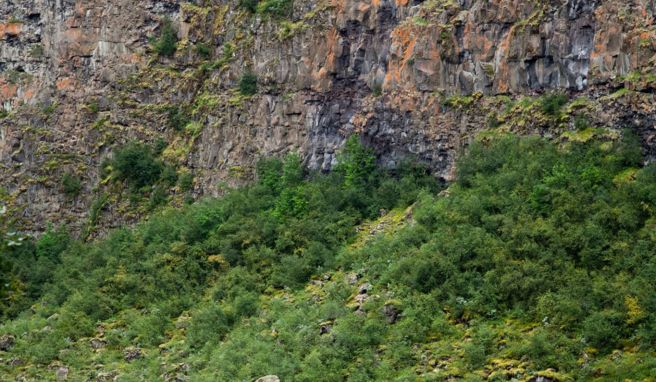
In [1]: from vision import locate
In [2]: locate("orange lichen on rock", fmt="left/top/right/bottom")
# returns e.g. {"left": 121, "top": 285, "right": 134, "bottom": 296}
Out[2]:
{"left": 0, "top": 22, "right": 22, "bottom": 37}
{"left": 310, "top": 27, "right": 341, "bottom": 92}
{"left": 56, "top": 77, "right": 77, "bottom": 91}
{"left": 493, "top": 24, "right": 516, "bottom": 93}
{"left": 0, "top": 82, "right": 18, "bottom": 100}
{"left": 385, "top": 25, "right": 417, "bottom": 88}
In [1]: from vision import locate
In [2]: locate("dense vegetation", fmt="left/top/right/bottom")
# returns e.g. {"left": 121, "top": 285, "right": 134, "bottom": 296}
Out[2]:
{"left": 2, "top": 134, "right": 656, "bottom": 381}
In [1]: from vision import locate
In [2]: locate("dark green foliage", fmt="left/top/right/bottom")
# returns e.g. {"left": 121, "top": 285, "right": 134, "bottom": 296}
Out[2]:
{"left": 257, "top": 0, "right": 293, "bottom": 17}
{"left": 239, "top": 0, "right": 259, "bottom": 13}
{"left": 187, "top": 305, "right": 234, "bottom": 349}
{"left": 0, "top": 139, "right": 435, "bottom": 375}
{"left": 195, "top": 42, "right": 211, "bottom": 58}
{"left": 371, "top": 84, "right": 382, "bottom": 97}
{"left": 166, "top": 106, "right": 190, "bottom": 131}
{"left": 239, "top": 0, "right": 293, "bottom": 17}
{"left": 335, "top": 135, "right": 377, "bottom": 190}
{"left": 111, "top": 141, "right": 164, "bottom": 188}
{"left": 3, "top": 133, "right": 656, "bottom": 380}
{"left": 573, "top": 114, "right": 590, "bottom": 130}
{"left": 148, "top": 185, "right": 169, "bottom": 210}
{"left": 86, "top": 101, "right": 99, "bottom": 114}
{"left": 239, "top": 71, "right": 258, "bottom": 96}
{"left": 88, "top": 192, "right": 109, "bottom": 227}
{"left": 152, "top": 18, "right": 177, "bottom": 57}
{"left": 178, "top": 172, "right": 194, "bottom": 192}
{"left": 582, "top": 311, "right": 625, "bottom": 351}
{"left": 60, "top": 173, "right": 82, "bottom": 197}
{"left": 540, "top": 92, "right": 568, "bottom": 116}
{"left": 0, "top": 227, "right": 70, "bottom": 318}
{"left": 159, "top": 163, "right": 178, "bottom": 186}
{"left": 385, "top": 133, "right": 656, "bottom": 335}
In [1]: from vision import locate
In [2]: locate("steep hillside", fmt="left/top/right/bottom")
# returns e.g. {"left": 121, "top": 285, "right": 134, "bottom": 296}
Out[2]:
{"left": 1, "top": 135, "right": 656, "bottom": 381}
{"left": 2, "top": 1, "right": 656, "bottom": 380}
{"left": 1, "top": 0, "right": 656, "bottom": 233}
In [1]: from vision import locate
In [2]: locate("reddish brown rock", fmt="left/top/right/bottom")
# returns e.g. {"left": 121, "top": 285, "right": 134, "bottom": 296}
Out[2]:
{"left": 0, "top": 0, "right": 654, "bottom": 234}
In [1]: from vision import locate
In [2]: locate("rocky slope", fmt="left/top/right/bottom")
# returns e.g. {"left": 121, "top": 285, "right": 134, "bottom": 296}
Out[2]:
{"left": 1, "top": 0, "right": 655, "bottom": 233}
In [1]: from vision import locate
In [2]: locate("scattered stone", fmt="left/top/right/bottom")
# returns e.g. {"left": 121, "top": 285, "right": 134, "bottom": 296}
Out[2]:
{"left": 9, "top": 357, "right": 24, "bottom": 366}
{"left": 255, "top": 376, "right": 280, "bottom": 382}
{"left": 163, "top": 362, "right": 190, "bottom": 382}
{"left": 123, "top": 347, "right": 143, "bottom": 362}
{"left": 95, "top": 371, "right": 118, "bottom": 382}
{"left": 90, "top": 338, "right": 106, "bottom": 350}
{"left": 528, "top": 377, "right": 556, "bottom": 382}
{"left": 350, "top": 282, "right": 373, "bottom": 313}
{"left": 345, "top": 273, "right": 359, "bottom": 285}
{"left": 319, "top": 320, "right": 333, "bottom": 335}
{"left": 358, "top": 283, "right": 372, "bottom": 295}
{"left": 382, "top": 303, "right": 400, "bottom": 324}
{"left": 0, "top": 334, "right": 15, "bottom": 351}
{"left": 56, "top": 366, "right": 69, "bottom": 381}
{"left": 354, "top": 293, "right": 368, "bottom": 305}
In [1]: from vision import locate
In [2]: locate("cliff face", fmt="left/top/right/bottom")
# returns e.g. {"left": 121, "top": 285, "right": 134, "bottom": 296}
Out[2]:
{"left": 1, "top": 0, "right": 656, "bottom": 232}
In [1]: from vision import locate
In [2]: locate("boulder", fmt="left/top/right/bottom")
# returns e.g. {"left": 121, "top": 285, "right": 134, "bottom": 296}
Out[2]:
{"left": 0, "top": 334, "right": 15, "bottom": 351}
{"left": 255, "top": 376, "right": 280, "bottom": 382}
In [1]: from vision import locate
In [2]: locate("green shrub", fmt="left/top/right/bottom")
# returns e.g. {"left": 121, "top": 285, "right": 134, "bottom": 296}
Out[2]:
{"left": 160, "top": 164, "right": 178, "bottom": 186}
{"left": 148, "top": 185, "right": 168, "bottom": 210}
{"left": 573, "top": 114, "right": 590, "bottom": 130}
{"left": 257, "top": 0, "right": 293, "bottom": 17}
{"left": 582, "top": 311, "right": 625, "bottom": 351}
{"left": 187, "top": 305, "right": 234, "bottom": 349}
{"left": 463, "top": 342, "right": 487, "bottom": 370}
{"left": 335, "top": 135, "right": 377, "bottom": 190}
{"left": 178, "top": 172, "right": 194, "bottom": 192}
{"left": 111, "top": 142, "right": 164, "bottom": 188}
{"left": 239, "top": 0, "right": 259, "bottom": 13}
{"left": 61, "top": 173, "right": 82, "bottom": 197}
{"left": 4, "top": 132, "right": 656, "bottom": 380}
{"left": 152, "top": 17, "right": 178, "bottom": 57}
{"left": 239, "top": 71, "right": 258, "bottom": 96}
{"left": 166, "top": 106, "right": 190, "bottom": 131}
{"left": 540, "top": 92, "right": 568, "bottom": 116}
{"left": 88, "top": 192, "right": 109, "bottom": 227}
{"left": 372, "top": 84, "right": 382, "bottom": 97}
{"left": 86, "top": 101, "right": 99, "bottom": 114}
{"left": 195, "top": 42, "right": 211, "bottom": 58}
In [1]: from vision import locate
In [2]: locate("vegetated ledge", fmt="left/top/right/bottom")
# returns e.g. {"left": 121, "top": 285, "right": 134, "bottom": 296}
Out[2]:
{"left": 1, "top": 133, "right": 656, "bottom": 380}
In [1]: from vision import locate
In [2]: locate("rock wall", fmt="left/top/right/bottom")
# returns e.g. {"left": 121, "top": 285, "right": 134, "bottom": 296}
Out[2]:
{"left": 1, "top": 0, "right": 655, "bottom": 233}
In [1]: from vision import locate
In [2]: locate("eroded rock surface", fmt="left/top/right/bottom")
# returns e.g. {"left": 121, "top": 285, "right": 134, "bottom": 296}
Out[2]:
{"left": 1, "top": 0, "right": 655, "bottom": 232}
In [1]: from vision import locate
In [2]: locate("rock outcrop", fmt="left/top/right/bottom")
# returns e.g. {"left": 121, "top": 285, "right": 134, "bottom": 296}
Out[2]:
{"left": 1, "top": 0, "right": 655, "bottom": 232}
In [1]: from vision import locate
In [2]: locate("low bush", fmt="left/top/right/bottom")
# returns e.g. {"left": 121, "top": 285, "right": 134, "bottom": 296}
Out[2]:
{"left": 61, "top": 173, "right": 82, "bottom": 197}
{"left": 239, "top": 0, "right": 259, "bottom": 13}
{"left": 239, "top": 72, "right": 258, "bottom": 96}
{"left": 152, "top": 17, "right": 178, "bottom": 57}
{"left": 540, "top": 92, "right": 568, "bottom": 116}
{"left": 257, "top": 0, "right": 293, "bottom": 17}
{"left": 111, "top": 141, "right": 164, "bottom": 188}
